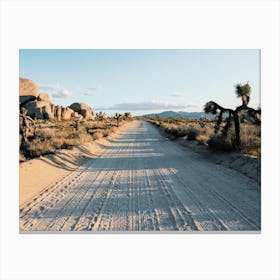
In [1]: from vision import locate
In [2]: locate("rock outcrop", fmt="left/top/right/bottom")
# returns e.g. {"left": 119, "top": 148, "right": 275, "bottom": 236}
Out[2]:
{"left": 19, "top": 78, "right": 40, "bottom": 104}
{"left": 20, "top": 78, "right": 95, "bottom": 121}
{"left": 22, "top": 100, "right": 53, "bottom": 120}
{"left": 70, "top": 103, "right": 94, "bottom": 120}
{"left": 38, "top": 93, "right": 51, "bottom": 102}
{"left": 54, "top": 105, "right": 62, "bottom": 121}
{"left": 61, "top": 107, "right": 74, "bottom": 120}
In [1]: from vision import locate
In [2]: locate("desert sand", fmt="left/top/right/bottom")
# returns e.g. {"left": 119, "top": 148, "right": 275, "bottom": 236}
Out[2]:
{"left": 19, "top": 124, "right": 129, "bottom": 206}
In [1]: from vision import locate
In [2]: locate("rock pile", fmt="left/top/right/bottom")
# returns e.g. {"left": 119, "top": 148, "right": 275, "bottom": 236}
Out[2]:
{"left": 69, "top": 103, "right": 95, "bottom": 120}
{"left": 23, "top": 100, "right": 53, "bottom": 120}
{"left": 19, "top": 78, "right": 39, "bottom": 104}
{"left": 19, "top": 78, "right": 95, "bottom": 121}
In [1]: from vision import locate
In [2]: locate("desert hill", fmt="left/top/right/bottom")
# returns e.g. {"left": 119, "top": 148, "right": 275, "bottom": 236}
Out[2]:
{"left": 139, "top": 111, "right": 214, "bottom": 120}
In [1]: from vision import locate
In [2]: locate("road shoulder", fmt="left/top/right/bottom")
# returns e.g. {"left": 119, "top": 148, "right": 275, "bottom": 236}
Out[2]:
{"left": 153, "top": 124, "right": 261, "bottom": 186}
{"left": 19, "top": 123, "right": 132, "bottom": 206}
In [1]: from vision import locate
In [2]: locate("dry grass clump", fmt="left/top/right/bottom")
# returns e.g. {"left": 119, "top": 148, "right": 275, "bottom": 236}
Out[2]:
{"left": 92, "top": 131, "right": 103, "bottom": 140}
{"left": 160, "top": 122, "right": 201, "bottom": 141}
{"left": 240, "top": 124, "right": 261, "bottom": 156}
{"left": 185, "top": 126, "right": 200, "bottom": 140}
{"left": 21, "top": 141, "right": 56, "bottom": 157}
{"left": 207, "top": 135, "right": 235, "bottom": 152}
{"left": 22, "top": 126, "right": 93, "bottom": 157}
{"left": 102, "top": 127, "right": 117, "bottom": 137}
{"left": 164, "top": 125, "right": 188, "bottom": 138}
{"left": 207, "top": 124, "right": 261, "bottom": 155}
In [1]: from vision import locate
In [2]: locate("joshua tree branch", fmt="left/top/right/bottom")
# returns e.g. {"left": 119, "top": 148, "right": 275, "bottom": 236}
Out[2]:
{"left": 235, "top": 105, "right": 261, "bottom": 125}
{"left": 20, "top": 113, "right": 36, "bottom": 125}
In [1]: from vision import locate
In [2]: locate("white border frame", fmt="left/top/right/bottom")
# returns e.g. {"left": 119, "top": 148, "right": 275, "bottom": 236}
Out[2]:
{"left": 1, "top": 1, "right": 279, "bottom": 279}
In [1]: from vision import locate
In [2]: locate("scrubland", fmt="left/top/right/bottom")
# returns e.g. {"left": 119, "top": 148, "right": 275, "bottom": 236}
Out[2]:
{"left": 20, "top": 118, "right": 133, "bottom": 160}
{"left": 146, "top": 118, "right": 261, "bottom": 157}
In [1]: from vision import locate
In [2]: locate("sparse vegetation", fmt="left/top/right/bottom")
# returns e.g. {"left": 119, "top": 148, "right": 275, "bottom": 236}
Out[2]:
{"left": 204, "top": 82, "right": 261, "bottom": 148}
{"left": 147, "top": 116, "right": 260, "bottom": 157}
{"left": 145, "top": 82, "right": 261, "bottom": 156}
{"left": 20, "top": 115, "right": 133, "bottom": 160}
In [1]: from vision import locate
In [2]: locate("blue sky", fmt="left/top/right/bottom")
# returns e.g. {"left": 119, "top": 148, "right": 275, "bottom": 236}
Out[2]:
{"left": 19, "top": 49, "right": 260, "bottom": 116}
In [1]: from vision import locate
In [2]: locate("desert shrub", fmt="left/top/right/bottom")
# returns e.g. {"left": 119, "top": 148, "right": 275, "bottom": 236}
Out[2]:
{"left": 207, "top": 134, "right": 235, "bottom": 152}
{"left": 186, "top": 126, "right": 199, "bottom": 140}
{"left": 34, "top": 127, "right": 57, "bottom": 141}
{"left": 170, "top": 127, "right": 185, "bottom": 137}
{"left": 196, "top": 134, "right": 208, "bottom": 144}
{"left": 59, "top": 141, "right": 73, "bottom": 149}
{"left": 240, "top": 124, "right": 261, "bottom": 156}
{"left": 66, "top": 131, "right": 80, "bottom": 139}
{"left": 51, "top": 138, "right": 77, "bottom": 149}
{"left": 22, "top": 141, "right": 56, "bottom": 157}
{"left": 77, "top": 132, "right": 92, "bottom": 143}
{"left": 102, "top": 127, "right": 117, "bottom": 137}
{"left": 110, "top": 127, "right": 117, "bottom": 134}
{"left": 92, "top": 131, "right": 103, "bottom": 140}
{"left": 163, "top": 125, "right": 186, "bottom": 138}
{"left": 102, "top": 130, "right": 110, "bottom": 137}
{"left": 163, "top": 123, "right": 201, "bottom": 140}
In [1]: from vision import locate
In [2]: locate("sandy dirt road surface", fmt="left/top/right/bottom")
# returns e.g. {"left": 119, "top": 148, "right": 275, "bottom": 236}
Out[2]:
{"left": 20, "top": 121, "right": 260, "bottom": 231}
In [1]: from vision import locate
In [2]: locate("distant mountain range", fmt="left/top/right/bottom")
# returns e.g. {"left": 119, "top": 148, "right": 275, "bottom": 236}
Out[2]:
{"left": 139, "top": 111, "right": 215, "bottom": 120}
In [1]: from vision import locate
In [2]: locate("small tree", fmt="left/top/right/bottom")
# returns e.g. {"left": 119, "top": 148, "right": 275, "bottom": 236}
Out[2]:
{"left": 204, "top": 82, "right": 260, "bottom": 148}
{"left": 114, "top": 113, "right": 123, "bottom": 127}
{"left": 19, "top": 110, "right": 36, "bottom": 146}
{"left": 96, "top": 111, "right": 108, "bottom": 121}
{"left": 123, "top": 112, "right": 132, "bottom": 120}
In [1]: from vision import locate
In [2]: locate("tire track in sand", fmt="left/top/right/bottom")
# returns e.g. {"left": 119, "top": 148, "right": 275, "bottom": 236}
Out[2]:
{"left": 20, "top": 121, "right": 261, "bottom": 231}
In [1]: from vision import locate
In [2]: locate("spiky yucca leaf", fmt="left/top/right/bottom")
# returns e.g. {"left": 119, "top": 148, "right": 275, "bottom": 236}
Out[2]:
{"left": 235, "top": 82, "right": 251, "bottom": 97}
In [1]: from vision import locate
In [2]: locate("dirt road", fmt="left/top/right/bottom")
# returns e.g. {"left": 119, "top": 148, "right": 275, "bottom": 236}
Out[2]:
{"left": 19, "top": 121, "right": 260, "bottom": 231}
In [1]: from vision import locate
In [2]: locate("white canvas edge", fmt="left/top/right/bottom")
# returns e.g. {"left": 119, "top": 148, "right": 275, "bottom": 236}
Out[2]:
{"left": 0, "top": 1, "right": 279, "bottom": 280}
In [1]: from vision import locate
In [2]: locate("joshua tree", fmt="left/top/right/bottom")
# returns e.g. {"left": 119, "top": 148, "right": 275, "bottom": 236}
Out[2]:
{"left": 123, "top": 112, "right": 132, "bottom": 120}
{"left": 96, "top": 111, "right": 108, "bottom": 121}
{"left": 114, "top": 113, "right": 123, "bottom": 127}
{"left": 204, "top": 82, "right": 260, "bottom": 148}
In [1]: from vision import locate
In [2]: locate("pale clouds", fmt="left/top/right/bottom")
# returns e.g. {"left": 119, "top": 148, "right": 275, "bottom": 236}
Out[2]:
{"left": 170, "top": 92, "right": 187, "bottom": 98}
{"left": 97, "top": 101, "right": 198, "bottom": 111}
{"left": 40, "top": 83, "right": 73, "bottom": 99}
{"left": 81, "top": 86, "right": 103, "bottom": 96}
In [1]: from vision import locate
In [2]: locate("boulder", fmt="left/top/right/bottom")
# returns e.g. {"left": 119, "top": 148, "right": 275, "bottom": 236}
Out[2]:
{"left": 54, "top": 105, "right": 62, "bottom": 120}
{"left": 23, "top": 100, "right": 53, "bottom": 120}
{"left": 50, "top": 104, "right": 55, "bottom": 116}
{"left": 19, "top": 78, "right": 40, "bottom": 104}
{"left": 72, "top": 112, "right": 79, "bottom": 118}
{"left": 71, "top": 112, "right": 83, "bottom": 120}
{"left": 38, "top": 93, "right": 51, "bottom": 102}
{"left": 61, "top": 107, "right": 74, "bottom": 120}
{"left": 70, "top": 103, "right": 94, "bottom": 120}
